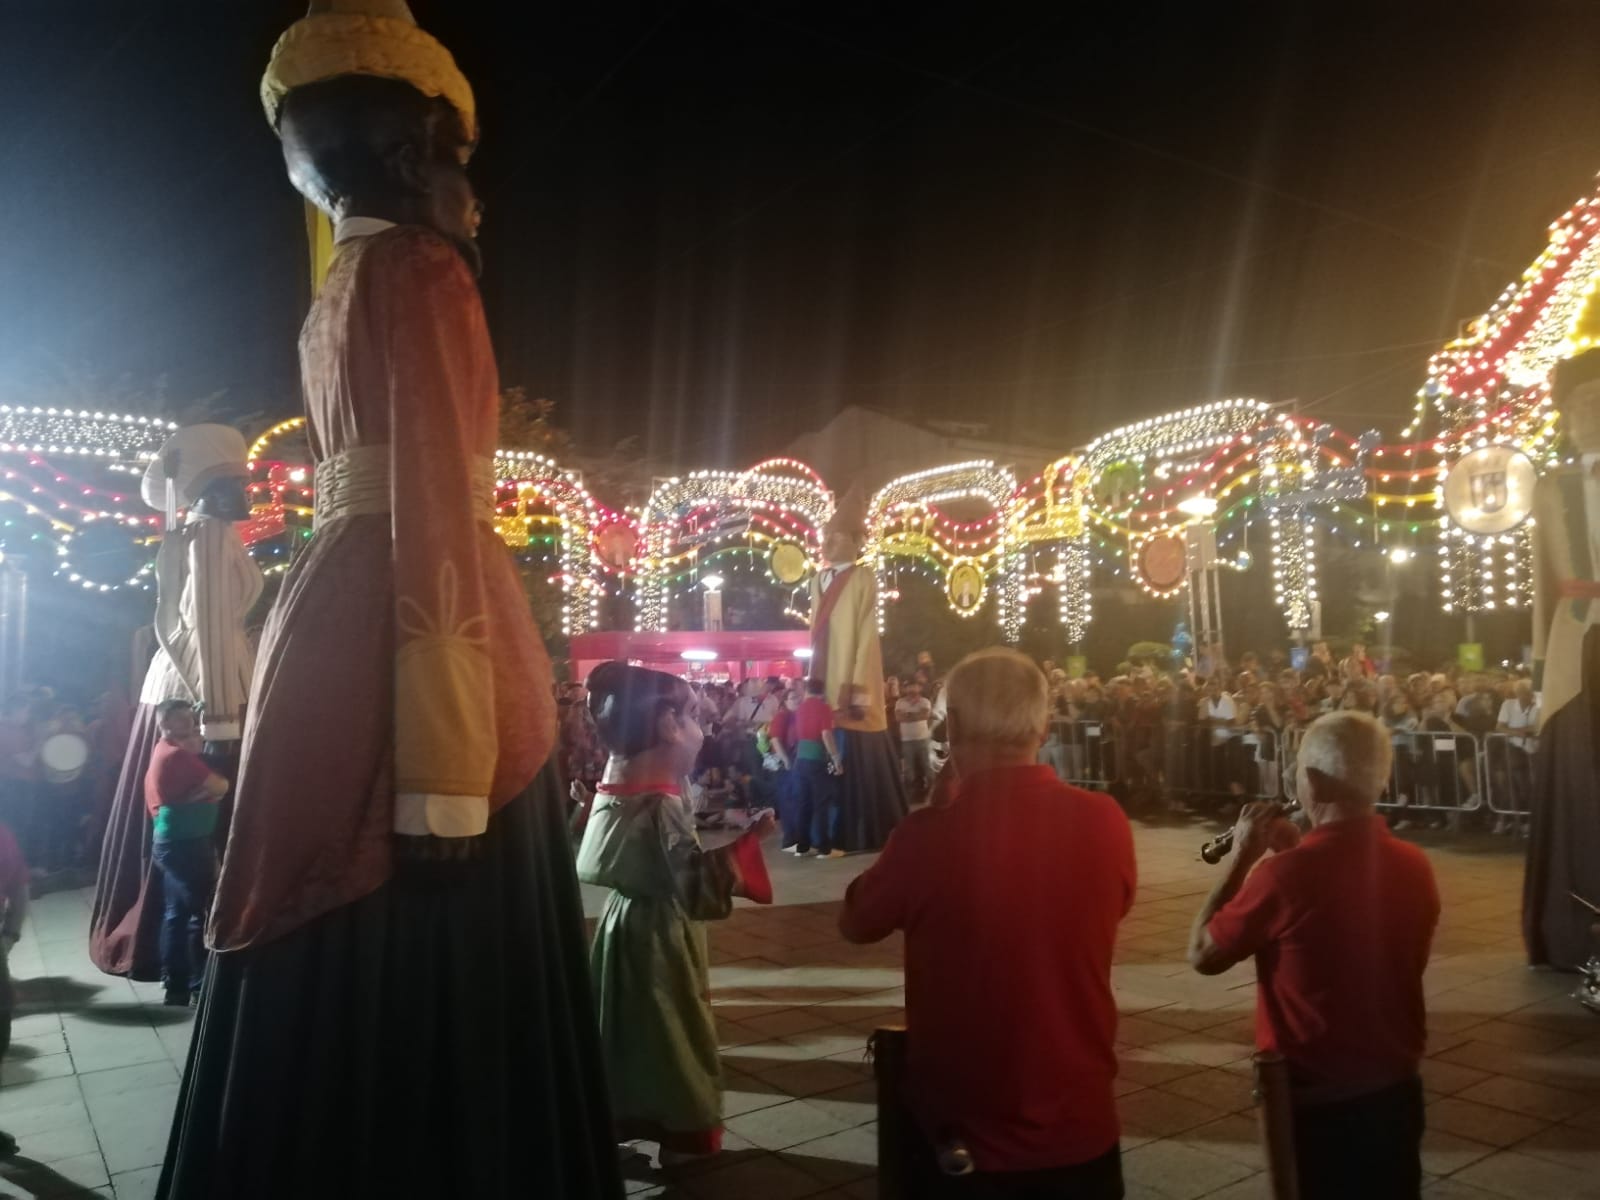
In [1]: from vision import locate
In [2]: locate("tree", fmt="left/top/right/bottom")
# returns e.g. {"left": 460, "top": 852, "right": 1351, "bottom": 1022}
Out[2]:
{"left": 497, "top": 388, "right": 572, "bottom": 459}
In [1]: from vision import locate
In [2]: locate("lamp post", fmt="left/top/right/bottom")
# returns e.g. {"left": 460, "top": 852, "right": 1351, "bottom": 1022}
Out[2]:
{"left": 1381, "top": 547, "right": 1410, "bottom": 671}
{"left": 700, "top": 573, "right": 724, "bottom": 633}
{"left": 1177, "top": 495, "right": 1223, "bottom": 668}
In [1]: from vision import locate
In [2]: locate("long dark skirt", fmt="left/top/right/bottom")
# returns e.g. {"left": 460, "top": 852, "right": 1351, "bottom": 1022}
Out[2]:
{"left": 837, "top": 728, "right": 907, "bottom": 852}
{"left": 88, "top": 702, "right": 163, "bottom": 980}
{"left": 157, "top": 764, "right": 623, "bottom": 1200}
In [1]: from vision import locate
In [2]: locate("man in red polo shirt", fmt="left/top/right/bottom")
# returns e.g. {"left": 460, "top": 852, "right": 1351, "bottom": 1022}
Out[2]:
{"left": 841, "top": 648, "right": 1134, "bottom": 1197}
{"left": 1189, "top": 710, "right": 1439, "bottom": 1200}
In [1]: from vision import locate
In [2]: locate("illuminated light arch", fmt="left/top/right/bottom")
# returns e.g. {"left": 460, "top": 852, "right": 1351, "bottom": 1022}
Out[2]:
{"left": 1010, "top": 455, "right": 1093, "bottom": 644}
{"left": 866, "top": 460, "right": 1022, "bottom": 639}
{"left": 1418, "top": 173, "right": 1600, "bottom": 430}
{"left": 493, "top": 449, "right": 611, "bottom": 635}
{"left": 635, "top": 459, "right": 834, "bottom": 633}
{"left": 0, "top": 407, "right": 174, "bottom": 591}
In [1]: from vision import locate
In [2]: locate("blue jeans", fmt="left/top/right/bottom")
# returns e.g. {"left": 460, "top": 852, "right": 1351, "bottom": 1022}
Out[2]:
{"left": 152, "top": 836, "right": 216, "bottom": 994}
{"left": 794, "top": 758, "right": 837, "bottom": 854}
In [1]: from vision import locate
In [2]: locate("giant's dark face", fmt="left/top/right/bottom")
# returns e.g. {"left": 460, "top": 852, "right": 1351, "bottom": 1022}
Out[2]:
{"left": 278, "top": 78, "right": 484, "bottom": 273}
{"left": 418, "top": 108, "right": 483, "bottom": 273}
{"left": 193, "top": 476, "right": 251, "bottom": 523}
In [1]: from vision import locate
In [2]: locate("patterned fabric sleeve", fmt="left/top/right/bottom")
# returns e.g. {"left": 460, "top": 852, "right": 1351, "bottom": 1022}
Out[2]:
{"left": 189, "top": 519, "right": 247, "bottom": 741}
{"left": 378, "top": 231, "right": 499, "bottom": 837}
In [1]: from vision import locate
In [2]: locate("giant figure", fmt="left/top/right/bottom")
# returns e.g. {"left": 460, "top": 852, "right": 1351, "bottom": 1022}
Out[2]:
{"left": 158, "top": 3, "right": 620, "bottom": 1195}
{"left": 808, "top": 505, "right": 907, "bottom": 850}
{"left": 89, "top": 424, "right": 259, "bottom": 982}
{"left": 1524, "top": 350, "right": 1600, "bottom": 970}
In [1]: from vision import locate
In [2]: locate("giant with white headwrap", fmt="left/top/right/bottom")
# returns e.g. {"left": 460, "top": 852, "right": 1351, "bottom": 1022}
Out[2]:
{"left": 90, "top": 423, "right": 262, "bottom": 985}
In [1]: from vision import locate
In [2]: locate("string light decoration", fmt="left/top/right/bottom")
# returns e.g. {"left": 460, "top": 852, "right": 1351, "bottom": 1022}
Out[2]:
{"left": 866, "top": 460, "right": 1022, "bottom": 638}
{"left": 0, "top": 406, "right": 175, "bottom": 461}
{"left": 635, "top": 459, "right": 833, "bottom": 632}
{"left": 1055, "top": 541, "right": 1092, "bottom": 643}
{"left": 20, "top": 174, "right": 1600, "bottom": 624}
{"left": 1405, "top": 179, "right": 1600, "bottom": 609}
{"left": 0, "top": 408, "right": 174, "bottom": 590}
{"left": 493, "top": 450, "right": 610, "bottom": 636}
{"left": 1011, "top": 455, "right": 1093, "bottom": 644}
{"left": 1085, "top": 399, "right": 1270, "bottom": 471}
{"left": 1257, "top": 418, "right": 1378, "bottom": 630}
{"left": 1416, "top": 173, "right": 1600, "bottom": 432}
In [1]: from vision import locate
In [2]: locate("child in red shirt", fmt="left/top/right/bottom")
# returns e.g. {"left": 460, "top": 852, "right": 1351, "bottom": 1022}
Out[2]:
{"left": 144, "top": 701, "right": 228, "bottom": 1006}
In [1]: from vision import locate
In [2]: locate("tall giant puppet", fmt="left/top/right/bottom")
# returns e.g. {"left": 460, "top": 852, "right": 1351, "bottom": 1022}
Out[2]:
{"left": 89, "top": 425, "right": 260, "bottom": 982}
{"left": 1524, "top": 350, "right": 1600, "bottom": 971}
{"left": 809, "top": 503, "right": 907, "bottom": 850}
{"left": 157, "top": 3, "right": 620, "bottom": 1196}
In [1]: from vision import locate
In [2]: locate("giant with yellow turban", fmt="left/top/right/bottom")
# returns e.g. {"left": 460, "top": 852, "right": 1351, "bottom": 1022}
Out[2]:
{"left": 155, "top": 6, "right": 623, "bottom": 1197}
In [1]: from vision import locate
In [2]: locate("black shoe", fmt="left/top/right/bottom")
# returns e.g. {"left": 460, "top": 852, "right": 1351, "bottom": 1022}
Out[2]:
{"left": 163, "top": 988, "right": 192, "bottom": 1008}
{"left": 0, "top": 1130, "right": 18, "bottom": 1159}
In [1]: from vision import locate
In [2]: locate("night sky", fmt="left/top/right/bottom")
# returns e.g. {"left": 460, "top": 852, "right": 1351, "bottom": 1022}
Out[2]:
{"left": 5, "top": 1, "right": 1600, "bottom": 474}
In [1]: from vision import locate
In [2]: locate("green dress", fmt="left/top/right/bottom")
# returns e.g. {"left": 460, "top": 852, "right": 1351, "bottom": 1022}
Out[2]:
{"left": 576, "top": 788, "right": 740, "bottom": 1150}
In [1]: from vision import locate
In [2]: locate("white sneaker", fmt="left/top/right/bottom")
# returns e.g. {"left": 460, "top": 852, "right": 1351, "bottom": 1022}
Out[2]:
{"left": 780, "top": 844, "right": 798, "bottom": 854}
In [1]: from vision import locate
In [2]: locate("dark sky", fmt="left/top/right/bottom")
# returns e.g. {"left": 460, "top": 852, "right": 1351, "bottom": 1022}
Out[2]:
{"left": 4, "top": 1, "right": 1600, "bottom": 471}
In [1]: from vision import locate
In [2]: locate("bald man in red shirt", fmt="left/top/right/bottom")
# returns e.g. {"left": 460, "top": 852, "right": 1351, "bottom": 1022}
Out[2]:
{"left": 1189, "top": 711, "right": 1439, "bottom": 1200}
{"left": 841, "top": 648, "right": 1134, "bottom": 1198}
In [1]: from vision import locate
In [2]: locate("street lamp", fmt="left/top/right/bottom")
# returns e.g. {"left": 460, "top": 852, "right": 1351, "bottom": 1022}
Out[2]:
{"left": 1388, "top": 547, "right": 1411, "bottom": 565}
{"left": 700, "top": 573, "right": 724, "bottom": 632}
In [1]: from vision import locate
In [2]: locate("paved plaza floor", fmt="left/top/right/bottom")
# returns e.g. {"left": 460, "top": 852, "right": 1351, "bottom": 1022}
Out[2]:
{"left": 2, "top": 818, "right": 1598, "bottom": 1199}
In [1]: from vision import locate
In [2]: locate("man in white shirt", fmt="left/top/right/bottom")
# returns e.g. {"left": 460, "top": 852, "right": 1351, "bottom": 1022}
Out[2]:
{"left": 1495, "top": 680, "right": 1539, "bottom": 752}
{"left": 894, "top": 679, "right": 935, "bottom": 798}
{"left": 1200, "top": 677, "right": 1243, "bottom": 800}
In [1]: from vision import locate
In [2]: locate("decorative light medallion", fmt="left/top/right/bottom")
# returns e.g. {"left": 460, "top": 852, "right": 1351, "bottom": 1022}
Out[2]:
{"left": 770, "top": 541, "right": 809, "bottom": 584}
{"left": 1442, "top": 445, "right": 1537, "bottom": 535}
{"left": 946, "top": 560, "right": 987, "bottom": 615}
{"left": 1134, "top": 530, "right": 1188, "bottom": 597}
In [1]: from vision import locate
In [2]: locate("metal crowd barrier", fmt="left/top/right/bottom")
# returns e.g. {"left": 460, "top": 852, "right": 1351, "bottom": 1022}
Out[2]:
{"left": 1041, "top": 718, "right": 1117, "bottom": 792}
{"left": 1039, "top": 716, "right": 1535, "bottom": 822}
{"left": 1381, "top": 729, "right": 1482, "bottom": 815}
{"left": 1163, "top": 723, "right": 1283, "bottom": 803}
{"left": 1480, "top": 731, "right": 1536, "bottom": 816}
{"left": 1042, "top": 718, "right": 1282, "bottom": 802}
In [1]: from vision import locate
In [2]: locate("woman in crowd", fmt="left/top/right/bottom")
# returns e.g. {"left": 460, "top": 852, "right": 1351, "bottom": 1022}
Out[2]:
{"left": 576, "top": 662, "right": 775, "bottom": 1166}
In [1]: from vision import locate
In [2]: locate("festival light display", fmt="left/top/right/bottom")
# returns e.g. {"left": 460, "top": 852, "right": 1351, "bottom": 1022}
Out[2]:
{"left": 13, "top": 173, "right": 1600, "bottom": 638}
{"left": 634, "top": 459, "right": 833, "bottom": 633}
{"left": 1009, "top": 456, "right": 1093, "bottom": 643}
{"left": 865, "top": 460, "right": 1021, "bottom": 638}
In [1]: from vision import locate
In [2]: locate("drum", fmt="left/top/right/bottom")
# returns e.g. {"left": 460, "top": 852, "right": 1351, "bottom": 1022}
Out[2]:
{"left": 40, "top": 732, "right": 89, "bottom": 784}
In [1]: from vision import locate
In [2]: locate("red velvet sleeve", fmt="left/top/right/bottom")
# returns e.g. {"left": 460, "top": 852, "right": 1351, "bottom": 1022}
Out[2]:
{"left": 376, "top": 231, "right": 500, "bottom": 836}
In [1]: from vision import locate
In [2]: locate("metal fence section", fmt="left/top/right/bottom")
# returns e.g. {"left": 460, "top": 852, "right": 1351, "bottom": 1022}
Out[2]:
{"left": 1163, "top": 723, "right": 1283, "bottom": 803}
{"left": 1480, "top": 731, "right": 1536, "bottom": 815}
{"left": 1382, "top": 729, "right": 1483, "bottom": 815}
{"left": 1041, "top": 718, "right": 1283, "bottom": 802}
{"left": 1037, "top": 716, "right": 1534, "bottom": 824}
{"left": 1042, "top": 718, "right": 1118, "bottom": 792}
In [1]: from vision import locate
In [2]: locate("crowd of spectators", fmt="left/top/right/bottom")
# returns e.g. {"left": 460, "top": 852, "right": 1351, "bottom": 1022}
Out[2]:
{"left": 1033, "top": 639, "right": 1538, "bottom": 833}
{"left": 553, "top": 638, "right": 1539, "bottom": 838}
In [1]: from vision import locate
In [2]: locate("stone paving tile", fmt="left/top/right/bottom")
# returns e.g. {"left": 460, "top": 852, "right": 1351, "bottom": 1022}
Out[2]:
{"left": 1449, "top": 1149, "right": 1600, "bottom": 1198}
{"left": 0, "top": 820, "right": 1595, "bottom": 1197}
{"left": 1121, "top": 1139, "right": 1257, "bottom": 1199}
{"left": 1425, "top": 1093, "right": 1554, "bottom": 1147}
